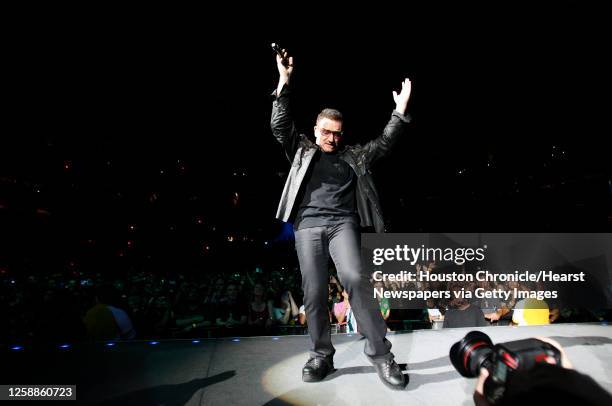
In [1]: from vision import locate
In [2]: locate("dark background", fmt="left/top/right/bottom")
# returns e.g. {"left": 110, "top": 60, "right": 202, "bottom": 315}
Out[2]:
{"left": 1, "top": 3, "right": 611, "bottom": 276}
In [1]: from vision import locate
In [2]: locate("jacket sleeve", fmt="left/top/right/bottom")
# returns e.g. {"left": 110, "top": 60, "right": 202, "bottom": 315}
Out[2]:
{"left": 270, "top": 84, "right": 300, "bottom": 163}
{"left": 361, "top": 110, "right": 411, "bottom": 167}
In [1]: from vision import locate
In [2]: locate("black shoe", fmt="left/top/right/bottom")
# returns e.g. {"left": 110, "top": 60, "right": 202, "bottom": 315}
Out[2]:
{"left": 302, "top": 357, "right": 334, "bottom": 382}
{"left": 373, "top": 359, "right": 406, "bottom": 390}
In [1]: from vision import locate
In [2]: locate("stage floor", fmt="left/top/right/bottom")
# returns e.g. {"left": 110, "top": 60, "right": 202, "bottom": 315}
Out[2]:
{"left": 8, "top": 323, "right": 612, "bottom": 405}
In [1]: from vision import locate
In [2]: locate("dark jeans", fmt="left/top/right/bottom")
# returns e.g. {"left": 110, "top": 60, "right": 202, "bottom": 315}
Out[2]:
{"left": 294, "top": 222, "right": 392, "bottom": 362}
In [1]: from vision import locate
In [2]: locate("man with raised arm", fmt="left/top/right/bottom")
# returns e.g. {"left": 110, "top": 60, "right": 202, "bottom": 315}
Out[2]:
{"left": 270, "top": 47, "right": 412, "bottom": 390}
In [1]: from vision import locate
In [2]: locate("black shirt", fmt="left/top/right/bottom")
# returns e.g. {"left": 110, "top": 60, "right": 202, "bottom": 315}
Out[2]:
{"left": 294, "top": 149, "right": 358, "bottom": 229}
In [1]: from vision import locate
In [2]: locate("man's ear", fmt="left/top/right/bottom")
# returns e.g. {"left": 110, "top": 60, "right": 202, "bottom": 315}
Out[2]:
{"left": 313, "top": 126, "right": 321, "bottom": 145}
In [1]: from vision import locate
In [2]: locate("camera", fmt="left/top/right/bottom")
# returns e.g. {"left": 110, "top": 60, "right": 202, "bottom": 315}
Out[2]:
{"left": 450, "top": 331, "right": 561, "bottom": 404}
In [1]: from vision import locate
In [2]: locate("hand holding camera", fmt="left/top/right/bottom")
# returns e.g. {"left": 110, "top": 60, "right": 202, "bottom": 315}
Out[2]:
{"left": 450, "top": 331, "right": 564, "bottom": 405}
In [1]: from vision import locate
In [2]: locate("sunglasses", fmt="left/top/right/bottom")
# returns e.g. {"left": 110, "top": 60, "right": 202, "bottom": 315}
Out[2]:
{"left": 318, "top": 127, "right": 344, "bottom": 138}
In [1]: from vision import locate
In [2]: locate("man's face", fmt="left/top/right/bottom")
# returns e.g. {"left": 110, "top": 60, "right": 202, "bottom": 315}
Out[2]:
{"left": 226, "top": 284, "right": 238, "bottom": 300}
{"left": 314, "top": 118, "right": 343, "bottom": 153}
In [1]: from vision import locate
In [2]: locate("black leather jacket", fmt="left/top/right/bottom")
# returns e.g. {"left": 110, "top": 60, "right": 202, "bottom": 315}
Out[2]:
{"left": 271, "top": 85, "right": 411, "bottom": 233}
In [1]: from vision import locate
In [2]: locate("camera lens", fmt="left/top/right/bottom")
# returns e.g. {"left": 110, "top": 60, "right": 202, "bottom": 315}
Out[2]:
{"left": 449, "top": 331, "right": 494, "bottom": 377}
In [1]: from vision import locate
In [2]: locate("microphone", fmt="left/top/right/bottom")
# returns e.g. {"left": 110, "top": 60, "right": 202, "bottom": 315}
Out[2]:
{"left": 271, "top": 43, "right": 290, "bottom": 67}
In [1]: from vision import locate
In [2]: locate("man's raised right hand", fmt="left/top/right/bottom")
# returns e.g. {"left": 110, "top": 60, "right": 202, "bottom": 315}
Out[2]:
{"left": 276, "top": 48, "right": 294, "bottom": 96}
{"left": 276, "top": 48, "right": 294, "bottom": 79}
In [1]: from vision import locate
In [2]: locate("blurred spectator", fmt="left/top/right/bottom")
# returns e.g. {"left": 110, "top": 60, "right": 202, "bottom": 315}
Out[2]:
{"left": 333, "top": 289, "right": 357, "bottom": 332}
{"left": 298, "top": 304, "right": 307, "bottom": 325}
{"left": 143, "top": 295, "right": 173, "bottom": 338}
{"left": 268, "top": 290, "right": 299, "bottom": 325}
{"left": 512, "top": 283, "right": 550, "bottom": 326}
{"left": 108, "top": 304, "right": 136, "bottom": 339}
{"left": 1, "top": 259, "right": 604, "bottom": 344}
{"left": 373, "top": 281, "right": 391, "bottom": 321}
{"left": 83, "top": 284, "right": 121, "bottom": 340}
{"left": 333, "top": 288, "right": 350, "bottom": 324}
{"left": 215, "top": 283, "right": 248, "bottom": 327}
{"left": 248, "top": 282, "right": 272, "bottom": 333}
{"left": 174, "top": 282, "right": 209, "bottom": 336}
{"left": 484, "top": 283, "right": 516, "bottom": 326}
{"left": 443, "top": 282, "right": 488, "bottom": 328}
{"left": 205, "top": 278, "right": 226, "bottom": 307}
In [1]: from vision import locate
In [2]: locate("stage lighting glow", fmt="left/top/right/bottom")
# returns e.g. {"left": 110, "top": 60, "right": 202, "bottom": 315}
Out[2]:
{"left": 192, "top": 340, "right": 201, "bottom": 344}
{"left": 262, "top": 338, "right": 362, "bottom": 403}
{"left": 59, "top": 344, "right": 71, "bottom": 349}
{"left": 232, "top": 338, "right": 240, "bottom": 342}
{"left": 106, "top": 342, "right": 116, "bottom": 347}
{"left": 149, "top": 341, "right": 159, "bottom": 345}
{"left": 11, "top": 345, "right": 23, "bottom": 351}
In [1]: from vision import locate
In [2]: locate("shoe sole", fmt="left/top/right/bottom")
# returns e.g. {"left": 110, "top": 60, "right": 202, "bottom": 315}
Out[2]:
{"left": 377, "top": 372, "right": 407, "bottom": 390}
{"left": 302, "top": 374, "right": 324, "bottom": 383}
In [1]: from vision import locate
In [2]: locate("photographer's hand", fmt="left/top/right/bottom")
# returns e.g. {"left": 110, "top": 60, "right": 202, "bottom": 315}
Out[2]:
{"left": 473, "top": 337, "right": 574, "bottom": 405}
{"left": 473, "top": 368, "right": 490, "bottom": 406}
{"left": 534, "top": 336, "right": 573, "bottom": 369}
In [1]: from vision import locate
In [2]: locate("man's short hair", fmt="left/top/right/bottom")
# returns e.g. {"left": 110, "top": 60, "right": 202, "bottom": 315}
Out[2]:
{"left": 316, "top": 108, "right": 343, "bottom": 124}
